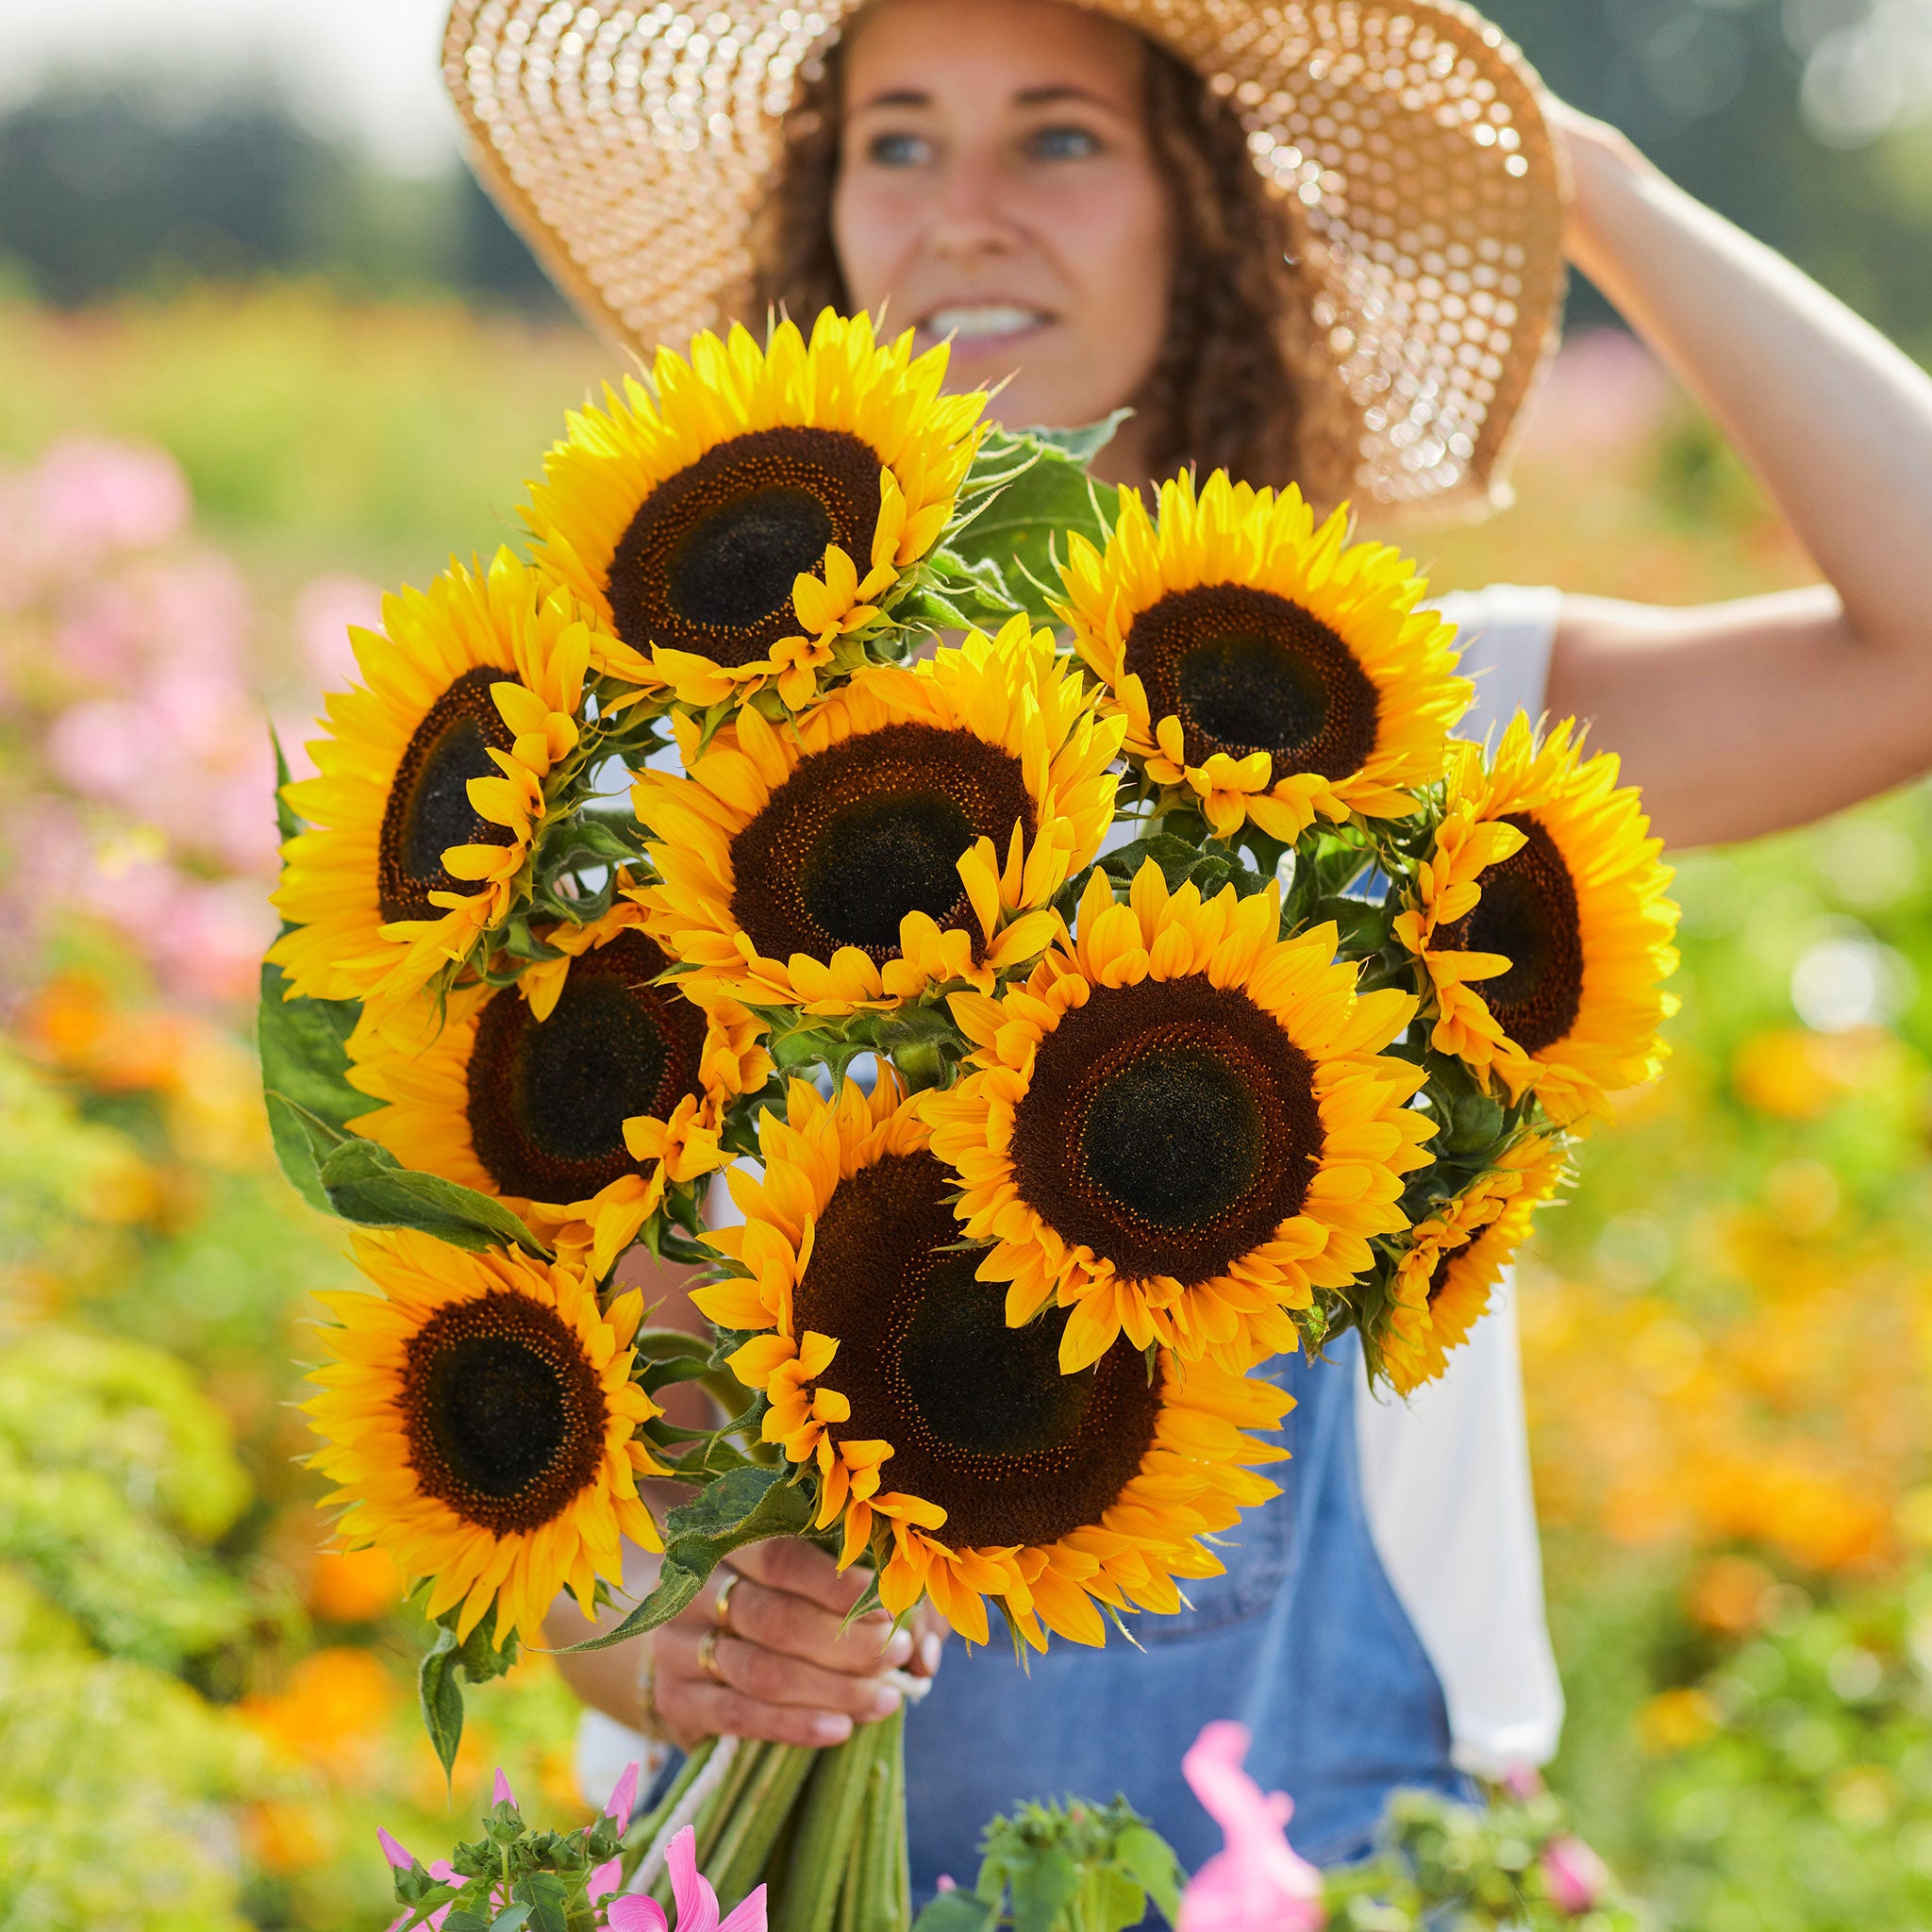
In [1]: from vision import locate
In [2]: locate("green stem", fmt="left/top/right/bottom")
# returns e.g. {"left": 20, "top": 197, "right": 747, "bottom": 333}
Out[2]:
{"left": 773, "top": 1719, "right": 887, "bottom": 1932}
{"left": 625, "top": 1736, "right": 737, "bottom": 1901}
{"left": 694, "top": 1738, "right": 770, "bottom": 1873}
{"left": 707, "top": 1742, "right": 820, "bottom": 1909}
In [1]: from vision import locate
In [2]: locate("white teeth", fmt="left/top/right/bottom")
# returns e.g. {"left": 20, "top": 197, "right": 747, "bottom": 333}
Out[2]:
{"left": 924, "top": 305, "right": 1049, "bottom": 341}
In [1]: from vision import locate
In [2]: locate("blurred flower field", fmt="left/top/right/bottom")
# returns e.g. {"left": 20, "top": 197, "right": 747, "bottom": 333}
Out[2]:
{"left": 2, "top": 286, "right": 1930, "bottom": 1930}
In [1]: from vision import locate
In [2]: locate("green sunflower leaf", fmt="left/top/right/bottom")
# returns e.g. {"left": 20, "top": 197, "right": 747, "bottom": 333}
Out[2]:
{"left": 258, "top": 961, "right": 367, "bottom": 1210}
{"left": 949, "top": 423, "right": 1123, "bottom": 628}
{"left": 420, "top": 1610, "right": 520, "bottom": 1785}
{"left": 558, "top": 1464, "right": 816, "bottom": 1653}
{"left": 315, "top": 1136, "right": 553, "bottom": 1257}
{"left": 1025, "top": 412, "right": 1130, "bottom": 466}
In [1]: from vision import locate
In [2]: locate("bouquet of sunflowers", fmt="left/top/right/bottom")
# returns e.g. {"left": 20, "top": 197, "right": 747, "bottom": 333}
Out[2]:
{"left": 260, "top": 309, "right": 1677, "bottom": 1930}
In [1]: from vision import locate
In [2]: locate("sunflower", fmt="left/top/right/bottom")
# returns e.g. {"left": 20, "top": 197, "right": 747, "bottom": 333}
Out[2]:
{"left": 521, "top": 309, "right": 986, "bottom": 713}
{"left": 344, "top": 905, "right": 771, "bottom": 1275}
{"left": 630, "top": 618, "right": 1122, "bottom": 1015}
{"left": 1055, "top": 469, "right": 1470, "bottom": 841}
{"left": 697, "top": 1074, "right": 1291, "bottom": 1652}
{"left": 923, "top": 861, "right": 1435, "bottom": 1374}
{"left": 1393, "top": 714, "right": 1680, "bottom": 1127}
{"left": 270, "top": 550, "right": 601, "bottom": 1013}
{"left": 1379, "top": 1134, "right": 1570, "bottom": 1394}
{"left": 305, "top": 1227, "right": 665, "bottom": 1645}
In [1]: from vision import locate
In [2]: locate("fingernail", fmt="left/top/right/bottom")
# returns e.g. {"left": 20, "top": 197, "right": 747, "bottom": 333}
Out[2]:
{"left": 884, "top": 1630, "right": 913, "bottom": 1666}
{"left": 869, "top": 1685, "right": 902, "bottom": 1719}
{"left": 920, "top": 1634, "right": 942, "bottom": 1674}
{"left": 812, "top": 1713, "right": 853, "bottom": 1744}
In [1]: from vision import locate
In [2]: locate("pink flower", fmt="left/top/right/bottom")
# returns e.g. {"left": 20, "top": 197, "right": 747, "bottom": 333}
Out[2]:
{"left": 34, "top": 435, "right": 190, "bottom": 556}
{"left": 293, "top": 573, "right": 381, "bottom": 691}
{"left": 608, "top": 1825, "right": 766, "bottom": 1932}
{"left": 1177, "top": 1723, "right": 1324, "bottom": 1932}
{"left": 1541, "top": 1836, "right": 1610, "bottom": 1916}
{"left": 588, "top": 1760, "right": 642, "bottom": 1904}
{"left": 378, "top": 1826, "right": 459, "bottom": 1931}
{"left": 492, "top": 1768, "right": 519, "bottom": 1808}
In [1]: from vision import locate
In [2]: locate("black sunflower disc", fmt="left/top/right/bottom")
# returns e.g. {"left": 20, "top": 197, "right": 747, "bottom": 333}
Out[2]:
{"left": 1124, "top": 583, "right": 1382, "bottom": 779}
{"left": 378, "top": 665, "right": 521, "bottom": 921}
{"left": 1008, "top": 975, "right": 1324, "bottom": 1284}
{"left": 606, "top": 427, "right": 885, "bottom": 666}
{"left": 401, "top": 1289, "right": 608, "bottom": 1536}
{"left": 729, "top": 723, "right": 1036, "bottom": 966}
{"left": 1438, "top": 812, "right": 1583, "bottom": 1054}
{"left": 466, "top": 930, "right": 709, "bottom": 1201}
{"left": 795, "top": 1150, "right": 1162, "bottom": 1550}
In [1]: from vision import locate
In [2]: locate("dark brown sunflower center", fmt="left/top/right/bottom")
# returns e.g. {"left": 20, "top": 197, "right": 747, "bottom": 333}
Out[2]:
{"left": 1009, "top": 974, "right": 1324, "bottom": 1285}
{"left": 729, "top": 722, "right": 1035, "bottom": 967}
{"left": 378, "top": 665, "right": 520, "bottom": 923}
{"left": 466, "top": 930, "right": 708, "bottom": 1204}
{"left": 1123, "top": 583, "right": 1380, "bottom": 780}
{"left": 606, "top": 426, "right": 884, "bottom": 669}
{"left": 1438, "top": 813, "right": 1583, "bottom": 1055}
{"left": 793, "top": 1150, "right": 1161, "bottom": 1551}
{"left": 401, "top": 1290, "right": 608, "bottom": 1537}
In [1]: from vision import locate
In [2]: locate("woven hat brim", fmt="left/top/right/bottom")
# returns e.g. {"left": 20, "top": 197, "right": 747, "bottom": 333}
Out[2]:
{"left": 444, "top": 0, "right": 1567, "bottom": 520}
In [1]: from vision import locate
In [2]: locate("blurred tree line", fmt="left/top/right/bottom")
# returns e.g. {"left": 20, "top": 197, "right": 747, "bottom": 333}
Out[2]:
{"left": 0, "top": 0, "right": 1927, "bottom": 355}
{"left": 0, "top": 83, "right": 560, "bottom": 314}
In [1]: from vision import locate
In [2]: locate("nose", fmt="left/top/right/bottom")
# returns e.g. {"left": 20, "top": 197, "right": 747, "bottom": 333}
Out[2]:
{"left": 924, "top": 150, "right": 1022, "bottom": 263}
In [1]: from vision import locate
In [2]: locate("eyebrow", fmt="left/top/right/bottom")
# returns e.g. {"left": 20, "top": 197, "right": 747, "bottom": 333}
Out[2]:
{"left": 855, "top": 83, "right": 1124, "bottom": 111}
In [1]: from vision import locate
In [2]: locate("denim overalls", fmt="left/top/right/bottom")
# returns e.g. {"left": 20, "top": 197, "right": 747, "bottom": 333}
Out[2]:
{"left": 903, "top": 1331, "right": 1464, "bottom": 1892}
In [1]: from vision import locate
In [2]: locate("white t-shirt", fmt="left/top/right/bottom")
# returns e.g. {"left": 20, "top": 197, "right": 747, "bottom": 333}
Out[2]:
{"left": 1355, "top": 583, "right": 1567, "bottom": 1776}
{"left": 576, "top": 584, "right": 1569, "bottom": 1807}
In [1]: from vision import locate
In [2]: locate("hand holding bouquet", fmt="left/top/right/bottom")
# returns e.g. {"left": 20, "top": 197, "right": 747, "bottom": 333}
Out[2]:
{"left": 262, "top": 309, "right": 1677, "bottom": 1927}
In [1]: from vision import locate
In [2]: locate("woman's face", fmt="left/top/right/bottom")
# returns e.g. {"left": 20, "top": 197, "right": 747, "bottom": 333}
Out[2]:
{"left": 832, "top": 0, "right": 1174, "bottom": 470}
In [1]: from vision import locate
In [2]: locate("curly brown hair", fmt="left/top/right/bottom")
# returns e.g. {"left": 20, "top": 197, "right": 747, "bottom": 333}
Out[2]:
{"left": 744, "top": 26, "right": 1352, "bottom": 505}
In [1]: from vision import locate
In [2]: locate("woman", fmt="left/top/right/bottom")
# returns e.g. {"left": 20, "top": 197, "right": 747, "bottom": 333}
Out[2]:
{"left": 444, "top": 0, "right": 1932, "bottom": 1886}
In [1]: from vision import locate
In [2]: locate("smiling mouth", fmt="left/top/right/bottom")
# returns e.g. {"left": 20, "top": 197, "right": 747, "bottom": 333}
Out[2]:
{"left": 919, "top": 304, "right": 1055, "bottom": 345}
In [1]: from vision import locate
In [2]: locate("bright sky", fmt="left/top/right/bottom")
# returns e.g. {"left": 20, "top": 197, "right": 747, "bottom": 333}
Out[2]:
{"left": 0, "top": 0, "right": 463, "bottom": 175}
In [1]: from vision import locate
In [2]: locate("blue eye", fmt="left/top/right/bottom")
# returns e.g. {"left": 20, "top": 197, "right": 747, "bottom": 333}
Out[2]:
{"left": 1028, "top": 125, "right": 1102, "bottom": 160}
{"left": 868, "top": 130, "right": 930, "bottom": 167}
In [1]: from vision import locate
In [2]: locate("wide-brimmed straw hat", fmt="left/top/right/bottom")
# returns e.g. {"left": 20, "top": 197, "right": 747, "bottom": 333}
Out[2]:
{"left": 442, "top": 0, "right": 1566, "bottom": 520}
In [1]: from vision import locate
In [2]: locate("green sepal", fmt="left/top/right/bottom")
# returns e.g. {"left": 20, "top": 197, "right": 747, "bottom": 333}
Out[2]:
{"left": 315, "top": 1135, "right": 553, "bottom": 1257}
{"left": 270, "top": 721, "right": 302, "bottom": 846}
{"left": 557, "top": 1464, "right": 816, "bottom": 1653}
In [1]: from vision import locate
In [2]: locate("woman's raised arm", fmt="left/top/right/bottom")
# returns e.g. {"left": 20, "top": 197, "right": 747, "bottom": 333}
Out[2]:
{"left": 1539, "top": 100, "right": 1932, "bottom": 849}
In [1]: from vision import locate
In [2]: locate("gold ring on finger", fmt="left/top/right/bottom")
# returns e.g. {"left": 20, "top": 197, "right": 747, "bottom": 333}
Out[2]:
{"left": 714, "top": 1571, "right": 742, "bottom": 1634}
{"left": 696, "top": 1627, "right": 727, "bottom": 1687}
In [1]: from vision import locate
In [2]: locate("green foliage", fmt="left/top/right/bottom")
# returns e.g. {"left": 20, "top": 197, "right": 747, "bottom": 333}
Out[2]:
{"left": 388, "top": 1782, "right": 627, "bottom": 1932}
{"left": 0, "top": 1572, "right": 262, "bottom": 1932}
{"left": 1633, "top": 1569, "right": 1932, "bottom": 1930}
{"left": 1324, "top": 1786, "right": 1638, "bottom": 1932}
{"left": 0, "top": 1327, "right": 254, "bottom": 1669}
{"left": 914, "top": 1796, "right": 1184, "bottom": 1932}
